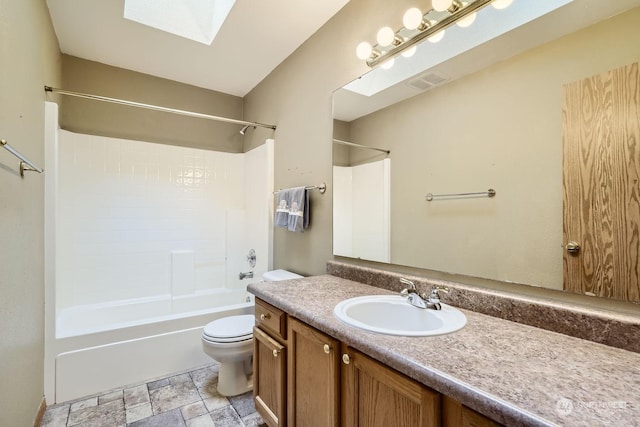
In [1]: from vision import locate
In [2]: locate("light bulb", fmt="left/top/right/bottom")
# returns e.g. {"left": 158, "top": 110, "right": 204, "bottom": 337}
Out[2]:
{"left": 356, "top": 42, "right": 373, "bottom": 60}
{"left": 376, "top": 26, "right": 396, "bottom": 47}
{"left": 456, "top": 12, "right": 476, "bottom": 27}
{"left": 401, "top": 46, "right": 417, "bottom": 58}
{"left": 491, "top": 0, "right": 512, "bottom": 9}
{"left": 403, "top": 8, "right": 423, "bottom": 30}
{"left": 432, "top": 0, "right": 453, "bottom": 12}
{"left": 380, "top": 58, "right": 395, "bottom": 70}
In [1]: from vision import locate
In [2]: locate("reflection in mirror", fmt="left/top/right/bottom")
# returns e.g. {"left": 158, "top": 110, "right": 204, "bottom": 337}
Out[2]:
{"left": 333, "top": 0, "right": 640, "bottom": 302}
{"left": 333, "top": 157, "right": 391, "bottom": 263}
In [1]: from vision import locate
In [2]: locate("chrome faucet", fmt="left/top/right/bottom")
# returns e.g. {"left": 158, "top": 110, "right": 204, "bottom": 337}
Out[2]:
{"left": 239, "top": 271, "right": 254, "bottom": 280}
{"left": 400, "top": 278, "right": 449, "bottom": 310}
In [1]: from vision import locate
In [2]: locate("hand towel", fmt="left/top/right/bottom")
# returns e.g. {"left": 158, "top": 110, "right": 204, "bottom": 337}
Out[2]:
{"left": 287, "top": 186, "right": 309, "bottom": 232}
{"left": 275, "top": 190, "right": 290, "bottom": 228}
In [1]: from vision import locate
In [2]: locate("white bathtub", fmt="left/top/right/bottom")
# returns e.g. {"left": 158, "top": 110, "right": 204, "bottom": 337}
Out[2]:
{"left": 51, "top": 290, "right": 254, "bottom": 403}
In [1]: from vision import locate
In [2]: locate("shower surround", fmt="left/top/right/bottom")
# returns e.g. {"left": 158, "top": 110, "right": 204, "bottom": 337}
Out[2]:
{"left": 44, "top": 102, "right": 274, "bottom": 403}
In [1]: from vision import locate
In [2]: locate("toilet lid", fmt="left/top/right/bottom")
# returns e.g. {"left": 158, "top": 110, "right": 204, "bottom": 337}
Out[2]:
{"left": 203, "top": 314, "right": 255, "bottom": 342}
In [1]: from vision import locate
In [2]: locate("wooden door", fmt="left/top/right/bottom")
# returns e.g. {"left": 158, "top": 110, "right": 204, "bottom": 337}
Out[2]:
{"left": 562, "top": 62, "right": 640, "bottom": 302}
{"left": 287, "top": 318, "right": 341, "bottom": 427}
{"left": 341, "top": 347, "right": 440, "bottom": 427}
{"left": 253, "top": 326, "right": 287, "bottom": 427}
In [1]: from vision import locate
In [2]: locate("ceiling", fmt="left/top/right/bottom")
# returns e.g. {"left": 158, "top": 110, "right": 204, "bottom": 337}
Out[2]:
{"left": 46, "top": 0, "right": 350, "bottom": 97}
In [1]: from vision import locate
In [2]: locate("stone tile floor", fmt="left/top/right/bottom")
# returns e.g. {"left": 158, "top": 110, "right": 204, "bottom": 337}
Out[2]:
{"left": 40, "top": 363, "right": 266, "bottom": 427}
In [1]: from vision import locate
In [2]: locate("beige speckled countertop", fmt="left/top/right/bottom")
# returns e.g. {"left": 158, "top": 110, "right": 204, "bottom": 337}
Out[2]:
{"left": 248, "top": 275, "right": 640, "bottom": 427}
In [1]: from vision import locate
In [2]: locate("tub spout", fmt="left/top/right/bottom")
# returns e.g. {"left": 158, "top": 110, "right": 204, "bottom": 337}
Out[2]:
{"left": 239, "top": 271, "right": 254, "bottom": 280}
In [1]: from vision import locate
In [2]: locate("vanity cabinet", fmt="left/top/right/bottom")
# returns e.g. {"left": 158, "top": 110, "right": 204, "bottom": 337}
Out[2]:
{"left": 341, "top": 347, "right": 441, "bottom": 426}
{"left": 253, "top": 298, "right": 502, "bottom": 427}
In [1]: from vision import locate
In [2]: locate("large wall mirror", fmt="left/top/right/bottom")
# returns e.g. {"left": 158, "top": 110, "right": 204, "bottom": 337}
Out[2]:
{"left": 332, "top": 0, "right": 640, "bottom": 303}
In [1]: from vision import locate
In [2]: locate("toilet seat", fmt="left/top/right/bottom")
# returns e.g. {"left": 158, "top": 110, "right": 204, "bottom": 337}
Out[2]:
{"left": 202, "top": 314, "right": 255, "bottom": 343}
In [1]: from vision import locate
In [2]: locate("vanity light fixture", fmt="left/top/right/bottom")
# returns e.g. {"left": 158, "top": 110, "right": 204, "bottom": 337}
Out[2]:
{"left": 356, "top": 0, "right": 513, "bottom": 69}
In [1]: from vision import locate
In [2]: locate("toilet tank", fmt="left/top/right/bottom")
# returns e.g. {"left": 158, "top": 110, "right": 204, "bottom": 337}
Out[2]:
{"left": 262, "top": 269, "right": 303, "bottom": 282}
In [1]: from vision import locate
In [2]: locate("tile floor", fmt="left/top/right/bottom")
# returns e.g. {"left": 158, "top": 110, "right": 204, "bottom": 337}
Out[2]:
{"left": 40, "top": 363, "right": 266, "bottom": 427}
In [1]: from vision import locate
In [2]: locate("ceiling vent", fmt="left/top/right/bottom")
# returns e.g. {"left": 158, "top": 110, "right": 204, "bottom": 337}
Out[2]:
{"left": 407, "top": 72, "right": 450, "bottom": 91}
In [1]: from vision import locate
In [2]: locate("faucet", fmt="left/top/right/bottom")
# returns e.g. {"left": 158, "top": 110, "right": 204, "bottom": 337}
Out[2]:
{"left": 239, "top": 271, "right": 254, "bottom": 280}
{"left": 400, "top": 278, "right": 449, "bottom": 310}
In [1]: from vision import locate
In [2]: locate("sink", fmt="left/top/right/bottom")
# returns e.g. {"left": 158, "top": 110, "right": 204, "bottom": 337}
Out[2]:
{"left": 333, "top": 295, "right": 467, "bottom": 336}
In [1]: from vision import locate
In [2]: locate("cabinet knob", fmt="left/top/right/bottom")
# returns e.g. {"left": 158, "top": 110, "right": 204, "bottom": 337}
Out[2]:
{"left": 272, "top": 349, "right": 279, "bottom": 358}
{"left": 260, "top": 313, "right": 271, "bottom": 321}
{"left": 342, "top": 354, "right": 350, "bottom": 365}
{"left": 323, "top": 344, "right": 331, "bottom": 354}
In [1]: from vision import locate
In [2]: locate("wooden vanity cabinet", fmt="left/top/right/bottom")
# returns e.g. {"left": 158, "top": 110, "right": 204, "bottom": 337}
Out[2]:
{"left": 254, "top": 299, "right": 287, "bottom": 427}
{"left": 253, "top": 298, "right": 503, "bottom": 427}
{"left": 287, "top": 317, "right": 341, "bottom": 427}
{"left": 341, "top": 346, "right": 441, "bottom": 427}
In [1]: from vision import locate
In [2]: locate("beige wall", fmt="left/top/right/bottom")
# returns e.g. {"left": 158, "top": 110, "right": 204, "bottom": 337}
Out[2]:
{"left": 60, "top": 55, "right": 246, "bottom": 152}
{"left": 245, "top": 0, "right": 417, "bottom": 275}
{"left": 0, "top": 0, "right": 61, "bottom": 425}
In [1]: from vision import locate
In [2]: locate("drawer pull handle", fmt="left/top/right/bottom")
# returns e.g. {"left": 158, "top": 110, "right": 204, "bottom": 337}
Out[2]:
{"left": 342, "top": 354, "right": 350, "bottom": 365}
{"left": 273, "top": 349, "right": 279, "bottom": 358}
{"left": 260, "top": 313, "right": 271, "bottom": 321}
{"left": 323, "top": 344, "right": 331, "bottom": 354}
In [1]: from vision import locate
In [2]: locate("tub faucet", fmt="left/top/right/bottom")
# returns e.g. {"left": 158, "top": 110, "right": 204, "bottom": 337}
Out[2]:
{"left": 239, "top": 271, "right": 254, "bottom": 280}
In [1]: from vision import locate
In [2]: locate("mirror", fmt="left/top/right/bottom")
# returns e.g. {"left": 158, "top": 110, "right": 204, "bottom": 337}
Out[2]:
{"left": 332, "top": 0, "right": 640, "bottom": 301}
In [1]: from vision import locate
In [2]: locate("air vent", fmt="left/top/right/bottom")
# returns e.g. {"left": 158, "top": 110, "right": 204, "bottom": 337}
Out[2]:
{"left": 407, "top": 72, "right": 449, "bottom": 91}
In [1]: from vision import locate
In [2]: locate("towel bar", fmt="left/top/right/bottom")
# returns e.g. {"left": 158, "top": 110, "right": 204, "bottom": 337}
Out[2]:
{"left": 274, "top": 182, "right": 326, "bottom": 195}
{"left": 425, "top": 189, "right": 495, "bottom": 201}
{"left": 1, "top": 139, "right": 44, "bottom": 177}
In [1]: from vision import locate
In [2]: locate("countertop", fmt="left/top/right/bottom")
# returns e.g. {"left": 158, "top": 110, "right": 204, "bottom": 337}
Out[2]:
{"left": 248, "top": 275, "right": 640, "bottom": 427}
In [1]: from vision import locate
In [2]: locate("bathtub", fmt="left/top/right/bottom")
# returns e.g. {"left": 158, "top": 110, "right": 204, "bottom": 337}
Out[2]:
{"left": 51, "top": 290, "right": 254, "bottom": 403}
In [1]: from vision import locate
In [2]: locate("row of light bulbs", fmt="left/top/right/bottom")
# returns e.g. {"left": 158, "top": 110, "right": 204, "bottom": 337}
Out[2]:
{"left": 356, "top": 0, "right": 513, "bottom": 69}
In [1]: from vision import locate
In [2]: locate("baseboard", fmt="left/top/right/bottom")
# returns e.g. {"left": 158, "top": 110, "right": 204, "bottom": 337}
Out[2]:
{"left": 33, "top": 397, "right": 47, "bottom": 427}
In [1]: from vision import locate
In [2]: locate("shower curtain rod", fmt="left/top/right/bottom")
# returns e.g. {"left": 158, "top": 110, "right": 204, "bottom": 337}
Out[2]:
{"left": 44, "top": 86, "right": 277, "bottom": 131}
{"left": 333, "top": 138, "right": 390, "bottom": 154}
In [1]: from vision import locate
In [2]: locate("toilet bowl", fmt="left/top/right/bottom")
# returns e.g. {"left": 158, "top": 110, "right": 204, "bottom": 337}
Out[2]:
{"left": 201, "top": 269, "right": 302, "bottom": 396}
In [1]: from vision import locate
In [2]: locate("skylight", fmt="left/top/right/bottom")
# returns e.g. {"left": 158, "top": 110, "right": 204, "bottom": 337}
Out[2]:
{"left": 124, "top": 0, "right": 236, "bottom": 45}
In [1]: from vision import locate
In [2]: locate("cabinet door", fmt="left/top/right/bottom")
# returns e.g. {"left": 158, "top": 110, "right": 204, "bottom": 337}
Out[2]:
{"left": 442, "top": 396, "right": 502, "bottom": 427}
{"left": 287, "top": 318, "right": 341, "bottom": 427}
{"left": 342, "top": 347, "right": 441, "bottom": 427}
{"left": 254, "top": 326, "right": 286, "bottom": 427}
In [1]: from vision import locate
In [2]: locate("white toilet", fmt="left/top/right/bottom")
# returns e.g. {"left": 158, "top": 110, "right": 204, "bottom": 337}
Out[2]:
{"left": 201, "top": 269, "right": 302, "bottom": 396}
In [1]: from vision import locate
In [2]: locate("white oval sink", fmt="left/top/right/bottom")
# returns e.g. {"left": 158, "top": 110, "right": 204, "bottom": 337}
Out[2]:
{"left": 334, "top": 295, "right": 467, "bottom": 336}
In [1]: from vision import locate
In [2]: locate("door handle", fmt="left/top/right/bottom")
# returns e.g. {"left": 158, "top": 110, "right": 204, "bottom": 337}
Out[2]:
{"left": 566, "top": 241, "right": 580, "bottom": 254}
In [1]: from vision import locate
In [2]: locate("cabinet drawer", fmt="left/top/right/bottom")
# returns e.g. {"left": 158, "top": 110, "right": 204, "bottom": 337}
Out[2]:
{"left": 255, "top": 298, "right": 286, "bottom": 340}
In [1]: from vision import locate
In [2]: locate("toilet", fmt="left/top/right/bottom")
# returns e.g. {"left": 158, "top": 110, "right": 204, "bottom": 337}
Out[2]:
{"left": 201, "top": 269, "right": 303, "bottom": 396}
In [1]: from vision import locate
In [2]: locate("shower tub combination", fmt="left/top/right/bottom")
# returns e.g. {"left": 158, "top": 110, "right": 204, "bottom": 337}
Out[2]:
{"left": 44, "top": 102, "right": 274, "bottom": 403}
{"left": 52, "top": 290, "right": 254, "bottom": 403}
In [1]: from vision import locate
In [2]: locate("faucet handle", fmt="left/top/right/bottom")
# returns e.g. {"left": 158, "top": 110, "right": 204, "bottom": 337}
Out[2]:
{"left": 432, "top": 285, "right": 449, "bottom": 294}
{"left": 400, "top": 277, "right": 416, "bottom": 289}
{"left": 429, "top": 285, "right": 449, "bottom": 303}
{"left": 399, "top": 278, "right": 417, "bottom": 296}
